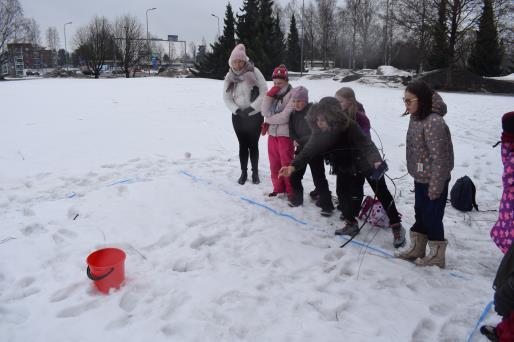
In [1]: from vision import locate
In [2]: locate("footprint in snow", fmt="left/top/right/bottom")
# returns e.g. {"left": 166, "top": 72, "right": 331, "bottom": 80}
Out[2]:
{"left": 56, "top": 300, "right": 100, "bottom": 318}
{"left": 49, "top": 283, "right": 83, "bottom": 302}
{"left": 21, "top": 223, "right": 47, "bottom": 236}
{"left": 105, "top": 314, "right": 131, "bottom": 330}
{"left": 0, "top": 306, "right": 29, "bottom": 325}
{"left": 411, "top": 318, "right": 436, "bottom": 341}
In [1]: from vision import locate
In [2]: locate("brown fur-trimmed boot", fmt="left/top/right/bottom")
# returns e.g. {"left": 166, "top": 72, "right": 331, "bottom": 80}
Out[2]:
{"left": 414, "top": 240, "right": 448, "bottom": 268}
{"left": 396, "top": 231, "right": 428, "bottom": 260}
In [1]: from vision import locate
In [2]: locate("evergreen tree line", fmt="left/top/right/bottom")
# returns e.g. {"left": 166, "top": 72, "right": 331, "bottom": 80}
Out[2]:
{"left": 194, "top": 0, "right": 302, "bottom": 80}
{"left": 195, "top": 0, "right": 512, "bottom": 80}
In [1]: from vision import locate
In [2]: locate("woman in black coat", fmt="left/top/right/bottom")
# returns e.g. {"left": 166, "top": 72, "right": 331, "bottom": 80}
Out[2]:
{"left": 279, "top": 97, "right": 385, "bottom": 236}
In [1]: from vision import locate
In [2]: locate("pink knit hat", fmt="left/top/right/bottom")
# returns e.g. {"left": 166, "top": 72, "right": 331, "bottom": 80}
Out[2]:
{"left": 292, "top": 86, "right": 308, "bottom": 103}
{"left": 229, "top": 44, "right": 248, "bottom": 63}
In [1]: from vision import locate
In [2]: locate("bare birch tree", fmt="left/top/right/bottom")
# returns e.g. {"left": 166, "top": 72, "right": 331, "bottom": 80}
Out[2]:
{"left": 74, "top": 16, "right": 113, "bottom": 78}
{"left": 315, "top": 0, "right": 337, "bottom": 69}
{"left": 45, "top": 26, "right": 59, "bottom": 51}
{"left": 113, "top": 14, "right": 145, "bottom": 78}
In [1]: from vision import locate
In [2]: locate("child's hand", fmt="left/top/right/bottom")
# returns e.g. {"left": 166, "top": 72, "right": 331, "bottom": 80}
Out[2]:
{"left": 278, "top": 166, "right": 295, "bottom": 177}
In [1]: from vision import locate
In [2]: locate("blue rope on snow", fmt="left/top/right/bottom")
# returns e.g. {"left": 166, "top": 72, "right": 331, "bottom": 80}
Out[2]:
{"left": 180, "top": 170, "right": 394, "bottom": 258}
{"left": 466, "top": 300, "right": 494, "bottom": 342}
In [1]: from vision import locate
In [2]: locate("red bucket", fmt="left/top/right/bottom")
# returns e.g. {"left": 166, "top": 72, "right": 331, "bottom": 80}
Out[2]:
{"left": 86, "top": 248, "right": 126, "bottom": 294}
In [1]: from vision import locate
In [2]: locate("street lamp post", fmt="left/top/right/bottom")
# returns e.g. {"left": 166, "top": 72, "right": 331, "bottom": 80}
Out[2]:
{"left": 300, "top": 0, "right": 305, "bottom": 77}
{"left": 64, "top": 21, "right": 72, "bottom": 71}
{"left": 146, "top": 7, "right": 157, "bottom": 75}
{"left": 210, "top": 14, "right": 220, "bottom": 38}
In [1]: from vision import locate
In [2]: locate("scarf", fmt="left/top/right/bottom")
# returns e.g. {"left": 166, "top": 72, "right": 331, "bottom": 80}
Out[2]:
{"left": 225, "top": 61, "right": 258, "bottom": 93}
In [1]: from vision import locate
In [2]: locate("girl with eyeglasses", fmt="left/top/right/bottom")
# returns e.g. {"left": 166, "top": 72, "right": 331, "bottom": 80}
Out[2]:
{"left": 397, "top": 80, "right": 453, "bottom": 268}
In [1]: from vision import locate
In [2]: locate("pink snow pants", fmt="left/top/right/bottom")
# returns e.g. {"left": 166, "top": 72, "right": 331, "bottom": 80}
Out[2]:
{"left": 268, "top": 136, "right": 294, "bottom": 196}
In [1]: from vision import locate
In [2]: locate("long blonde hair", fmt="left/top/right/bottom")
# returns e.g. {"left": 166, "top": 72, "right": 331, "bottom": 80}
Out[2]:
{"left": 335, "top": 87, "right": 359, "bottom": 121}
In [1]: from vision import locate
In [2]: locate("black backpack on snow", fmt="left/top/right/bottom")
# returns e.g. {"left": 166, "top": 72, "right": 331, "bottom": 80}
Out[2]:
{"left": 450, "top": 176, "right": 479, "bottom": 212}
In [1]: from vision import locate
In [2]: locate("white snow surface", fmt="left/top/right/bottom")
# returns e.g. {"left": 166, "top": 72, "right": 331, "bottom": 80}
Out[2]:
{"left": 377, "top": 66, "right": 412, "bottom": 77}
{"left": 1, "top": 77, "right": 513, "bottom": 341}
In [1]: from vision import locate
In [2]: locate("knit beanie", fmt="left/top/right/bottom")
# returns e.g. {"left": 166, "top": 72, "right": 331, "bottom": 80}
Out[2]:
{"left": 292, "top": 86, "right": 308, "bottom": 103}
{"left": 502, "top": 112, "right": 514, "bottom": 134}
{"left": 229, "top": 44, "right": 248, "bottom": 64}
{"left": 272, "top": 64, "right": 288, "bottom": 81}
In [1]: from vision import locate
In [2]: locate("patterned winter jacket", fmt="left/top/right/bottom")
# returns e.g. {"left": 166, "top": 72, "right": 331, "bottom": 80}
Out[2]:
{"left": 406, "top": 110, "right": 454, "bottom": 200}
{"left": 261, "top": 85, "right": 294, "bottom": 137}
{"left": 223, "top": 66, "right": 268, "bottom": 116}
{"left": 491, "top": 133, "right": 514, "bottom": 253}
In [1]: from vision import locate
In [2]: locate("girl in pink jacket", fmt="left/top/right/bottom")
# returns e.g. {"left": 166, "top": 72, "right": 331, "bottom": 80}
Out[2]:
{"left": 261, "top": 65, "right": 294, "bottom": 198}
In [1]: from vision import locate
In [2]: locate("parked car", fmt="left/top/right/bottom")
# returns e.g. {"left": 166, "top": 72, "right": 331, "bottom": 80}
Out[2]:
{"left": 26, "top": 71, "right": 40, "bottom": 76}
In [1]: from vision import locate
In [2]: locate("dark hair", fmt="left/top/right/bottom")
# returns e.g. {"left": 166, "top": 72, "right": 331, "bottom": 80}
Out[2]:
{"left": 306, "top": 97, "right": 351, "bottom": 132}
{"left": 405, "top": 80, "right": 433, "bottom": 120}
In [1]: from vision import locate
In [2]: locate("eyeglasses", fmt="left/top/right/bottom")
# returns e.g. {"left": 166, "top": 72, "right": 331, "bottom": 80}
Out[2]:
{"left": 403, "top": 97, "right": 418, "bottom": 105}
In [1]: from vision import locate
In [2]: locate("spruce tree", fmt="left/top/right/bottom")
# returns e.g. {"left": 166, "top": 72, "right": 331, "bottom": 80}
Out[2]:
{"left": 236, "top": 0, "right": 259, "bottom": 60}
{"left": 468, "top": 0, "right": 502, "bottom": 76}
{"left": 194, "top": 3, "right": 236, "bottom": 79}
{"left": 428, "top": 0, "right": 449, "bottom": 69}
{"left": 286, "top": 14, "right": 301, "bottom": 72}
{"left": 252, "top": 0, "right": 285, "bottom": 80}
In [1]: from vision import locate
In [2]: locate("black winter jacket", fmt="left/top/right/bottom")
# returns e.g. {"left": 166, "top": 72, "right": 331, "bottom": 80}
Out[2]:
{"left": 291, "top": 122, "right": 382, "bottom": 176}
{"left": 494, "top": 244, "right": 514, "bottom": 317}
{"left": 289, "top": 103, "right": 312, "bottom": 153}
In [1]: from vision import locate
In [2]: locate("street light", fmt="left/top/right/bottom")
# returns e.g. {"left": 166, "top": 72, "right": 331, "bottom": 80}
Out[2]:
{"left": 300, "top": 0, "right": 304, "bottom": 76}
{"left": 146, "top": 7, "right": 157, "bottom": 75}
{"left": 64, "top": 21, "right": 72, "bottom": 71}
{"left": 211, "top": 14, "right": 220, "bottom": 38}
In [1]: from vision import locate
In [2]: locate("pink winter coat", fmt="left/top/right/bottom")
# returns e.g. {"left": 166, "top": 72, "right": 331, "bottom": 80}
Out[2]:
{"left": 491, "top": 133, "right": 514, "bottom": 253}
{"left": 261, "top": 85, "right": 294, "bottom": 137}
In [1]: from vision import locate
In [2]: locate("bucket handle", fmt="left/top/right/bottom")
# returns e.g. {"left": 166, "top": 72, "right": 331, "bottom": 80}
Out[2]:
{"left": 87, "top": 266, "right": 114, "bottom": 281}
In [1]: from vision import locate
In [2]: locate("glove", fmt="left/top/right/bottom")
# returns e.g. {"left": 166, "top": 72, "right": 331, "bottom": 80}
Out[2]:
{"left": 243, "top": 106, "right": 254, "bottom": 115}
{"left": 261, "top": 122, "right": 269, "bottom": 136}
{"left": 266, "top": 86, "right": 281, "bottom": 97}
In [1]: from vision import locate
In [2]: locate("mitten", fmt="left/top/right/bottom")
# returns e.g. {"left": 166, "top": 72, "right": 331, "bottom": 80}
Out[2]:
{"left": 266, "top": 86, "right": 281, "bottom": 97}
{"left": 261, "top": 122, "right": 269, "bottom": 136}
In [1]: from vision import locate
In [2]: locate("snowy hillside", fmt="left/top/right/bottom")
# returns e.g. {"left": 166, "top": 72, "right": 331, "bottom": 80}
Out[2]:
{"left": 0, "top": 77, "right": 513, "bottom": 341}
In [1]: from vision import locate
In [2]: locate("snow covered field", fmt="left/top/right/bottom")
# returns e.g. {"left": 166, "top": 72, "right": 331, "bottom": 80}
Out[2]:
{"left": 0, "top": 77, "right": 513, "bottom": 341}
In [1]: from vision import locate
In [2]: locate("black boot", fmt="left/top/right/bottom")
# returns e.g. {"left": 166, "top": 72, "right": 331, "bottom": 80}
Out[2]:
{"left": 238, "top": 170, "right": 248, "bottom": 185}
{"left": 252, "top": 170, "right": 260, "bottom": 184}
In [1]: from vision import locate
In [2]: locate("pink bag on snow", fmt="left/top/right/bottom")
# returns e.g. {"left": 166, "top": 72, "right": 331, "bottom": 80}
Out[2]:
{"left": 358, "top": 195, "right": 397, "bottom": 228}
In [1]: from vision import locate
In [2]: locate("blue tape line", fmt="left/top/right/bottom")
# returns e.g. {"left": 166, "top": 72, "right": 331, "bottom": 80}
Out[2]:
{"left": 180, "top": 170, "right": 471, "bottom": 280}
{"left": 180, "top": 170, "right": 394, "bottom": 256}
{"left": 107, "top": 178, "right": 134, "bottom": 186}
{"left": 466, "top": 300, "right": 494, "bottom": 342}
{"left": 66, "top": 192, "right": 76, "bottom": 198}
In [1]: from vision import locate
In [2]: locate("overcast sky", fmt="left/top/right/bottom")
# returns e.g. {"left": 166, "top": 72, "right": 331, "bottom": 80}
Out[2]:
{"left": 21, "top": 0, "right": 290, "bottom": 51}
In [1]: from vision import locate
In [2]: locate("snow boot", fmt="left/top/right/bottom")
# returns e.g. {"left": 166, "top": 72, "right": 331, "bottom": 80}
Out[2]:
{"left": 252, "top": 170, "right": 260, "bottom": 184}
{"left": 396, "top": 231, "right": 427, "bottom": 260}
{"left": 238, "top": 170, "right": 247, "bottom": 185}
{"left": 335, "top": 220, "right": 359, "bottom": 236}
{"left": 309, "top": 189, "right": 319, "bottom": 200}
{"left": 480, "top": 325, "right": 499, "bottom": 341}
{"left": 288, "top": 193, "right": 303, "bottom": 207}
{"left": 320, "top": 208, "right": 333, "bottom": 217}
{"left": 415, "top": 239, "right": 448, "bottom": 268}
{"left": 390, "top": 223, "right": 406, "bottom": 248}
